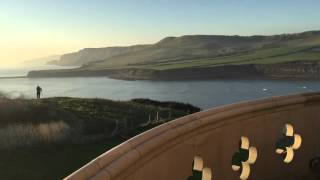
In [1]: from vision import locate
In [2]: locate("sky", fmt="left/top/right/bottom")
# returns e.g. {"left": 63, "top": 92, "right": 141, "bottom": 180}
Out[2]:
{"left": 1, "top": 0, "right": 320, "bottom": 66}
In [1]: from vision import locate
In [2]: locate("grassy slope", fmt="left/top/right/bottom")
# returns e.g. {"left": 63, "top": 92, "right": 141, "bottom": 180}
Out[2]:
{"left": 0, "top": 97, "right": 199, "bottom": 180}
{"left": 142, "top": 45, "right": 320, "bottom": 70}
{"left": 84, "top": 33, "right": 320, "bottom": 71}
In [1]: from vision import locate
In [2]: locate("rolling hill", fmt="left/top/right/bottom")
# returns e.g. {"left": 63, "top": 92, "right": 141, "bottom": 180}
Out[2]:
{"left": 50, "top": 30, "right": 320, "bottom": 69}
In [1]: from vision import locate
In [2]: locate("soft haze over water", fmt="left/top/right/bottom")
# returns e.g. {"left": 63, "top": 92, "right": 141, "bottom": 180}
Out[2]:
{"left": 0, "top": 65, "right": 78, "bottom": 77}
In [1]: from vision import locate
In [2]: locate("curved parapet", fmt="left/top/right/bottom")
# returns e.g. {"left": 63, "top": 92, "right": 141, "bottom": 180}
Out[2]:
{"left": 65, "top": 92, "right": 320, "bottom": 180}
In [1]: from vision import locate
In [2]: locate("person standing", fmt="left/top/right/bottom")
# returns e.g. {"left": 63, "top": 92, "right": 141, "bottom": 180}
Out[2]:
{"left": 36, "top": 85, "right": 42, "bottom": 99}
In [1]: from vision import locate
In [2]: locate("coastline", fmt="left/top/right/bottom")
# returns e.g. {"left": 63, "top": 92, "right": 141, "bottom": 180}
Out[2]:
{"left": 27, "top": 60, "right": 320, "bottom": 81}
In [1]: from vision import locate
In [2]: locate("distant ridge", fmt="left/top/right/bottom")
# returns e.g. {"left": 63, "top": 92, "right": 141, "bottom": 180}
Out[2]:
{"left": 49, "top": 45, "right": 151, "bottom": 66}
{"left": 23, "top": 55, "right": 61, "bottom": 66}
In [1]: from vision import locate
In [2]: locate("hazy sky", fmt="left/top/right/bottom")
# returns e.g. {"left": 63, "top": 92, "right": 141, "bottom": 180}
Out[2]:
{"left": 1, "top": 0, "right": 320, "bottom": 66}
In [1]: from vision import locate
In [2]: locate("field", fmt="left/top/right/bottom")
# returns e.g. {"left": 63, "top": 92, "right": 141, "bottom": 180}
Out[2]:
{"left": 100, "top": 45, "right": 320, "bottom": 70}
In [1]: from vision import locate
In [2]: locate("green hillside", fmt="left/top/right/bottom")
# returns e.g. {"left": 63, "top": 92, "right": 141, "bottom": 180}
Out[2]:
{"left": 133, "top": 45, "right": 320, "bottom": 70}
{"left": 82, "top": 31, "right": 320, "bottom": 70}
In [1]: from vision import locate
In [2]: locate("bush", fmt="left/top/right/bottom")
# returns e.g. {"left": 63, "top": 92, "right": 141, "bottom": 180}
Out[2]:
{"left": 131, "top": 98, "right": 201, "bottom": 113}
{"left": 0, "top": 121, "right": 70, "bottom": 149}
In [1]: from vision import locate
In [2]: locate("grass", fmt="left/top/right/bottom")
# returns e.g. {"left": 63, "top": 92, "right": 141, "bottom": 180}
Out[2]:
{"left": 130, "top": 45, "right": 320, "bottom": 70}
{"left": 50, "top": 97, "right": 192, "bottom": 135}
{"left": 0, "top": 97, "right": 199, "bottom": 180}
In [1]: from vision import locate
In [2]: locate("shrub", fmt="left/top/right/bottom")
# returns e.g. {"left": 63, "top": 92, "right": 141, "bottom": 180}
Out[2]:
{"left": 0, "top": 121, "right": 70, "bottom": 149}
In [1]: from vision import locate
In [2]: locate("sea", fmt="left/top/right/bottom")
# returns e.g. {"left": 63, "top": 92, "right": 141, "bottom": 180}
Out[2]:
{"left": 0, "top": 65, "right": 319, "bottom": 109}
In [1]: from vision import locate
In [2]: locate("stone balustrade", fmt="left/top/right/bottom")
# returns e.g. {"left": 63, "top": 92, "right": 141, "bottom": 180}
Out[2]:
{"left": 65, "top": 92, "right": 320, "bottom": 180}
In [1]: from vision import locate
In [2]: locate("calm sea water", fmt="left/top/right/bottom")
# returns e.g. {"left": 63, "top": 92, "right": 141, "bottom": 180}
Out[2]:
{"left": 0, "top": 71, "right": 319, "bottom": 109}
